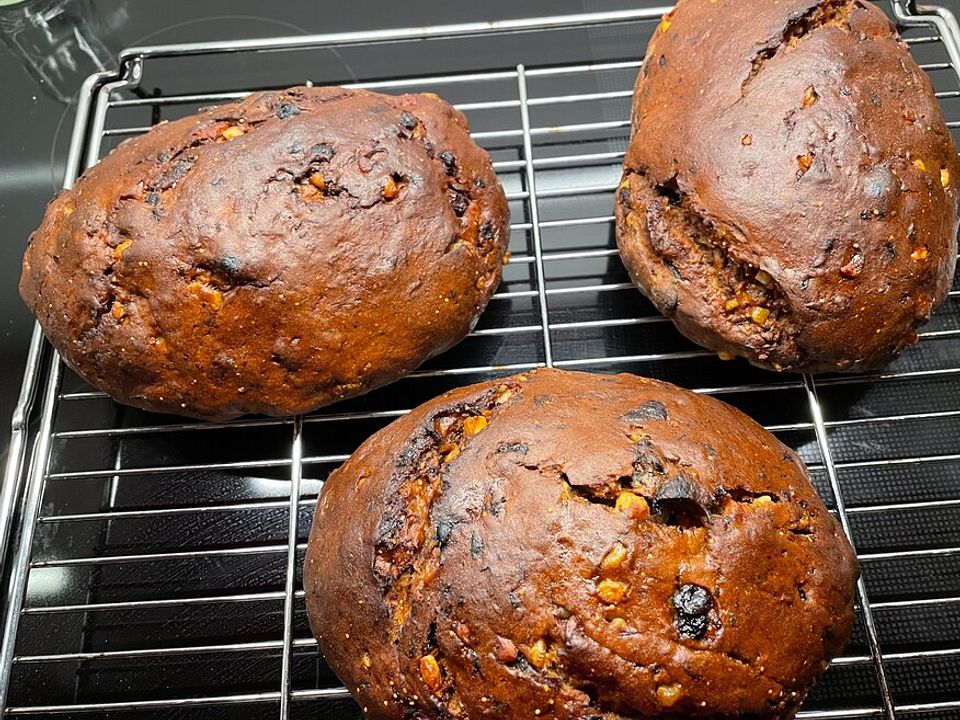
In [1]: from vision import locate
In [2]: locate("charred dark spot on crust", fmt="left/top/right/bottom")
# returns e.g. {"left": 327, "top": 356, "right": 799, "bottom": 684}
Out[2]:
{"left": 673, "top": 583, "right": 714, "bottom": 639}
{"left": 145, "top": 191, "right": 160, "bottom": 206}
{"left": 496, "top": 442, "right": 529, "bottom": 454}
{"left": 624, "top": 400, "right": 669, "bottom": 422}
{"left": 479, "top": 222, "right": 495, "bottom": 241}
{"left": 275, "top": 102, "right": 301, "bottom": 119}
{"left": 474, "top": 177, "right": 486, "bottom": 188}
{"left": 658, "top": 54, "right": 667, "bottom": 68}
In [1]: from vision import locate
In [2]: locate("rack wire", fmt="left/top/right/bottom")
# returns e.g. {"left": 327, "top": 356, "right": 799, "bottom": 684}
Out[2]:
{"left": 1, "top": 2, "right": 959, "bottom": 718}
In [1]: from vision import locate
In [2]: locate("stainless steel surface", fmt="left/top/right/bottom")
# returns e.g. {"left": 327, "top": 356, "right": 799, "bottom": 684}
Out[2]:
{"left": 2, "top": 2, "right": 960, "bottom": 717}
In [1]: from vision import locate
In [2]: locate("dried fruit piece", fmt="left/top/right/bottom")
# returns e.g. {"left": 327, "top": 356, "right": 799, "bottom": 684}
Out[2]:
{"left": 362, "top": 653, "right": 372, "bottom": 668}
{"left": 525, "top": 638, "right": 548, "bottom": 669}
{"left": 797, "top": 153, "right": 814, "bottom": 176}
{"left": 741, "top": 134, "right": 752, "bottom": 146}
{"left": 419, "top": 654, "right": 442, "bottom": 692}
{"left": 382, "top": 176, "right": 400, "bottom": 200}
{"left": 802, "top": 86, "right": 819, "bottom": 108}
{"left": 113, "top": 239, "right": 132, "bottom": 260}
{"left": 750, "top": 306, "right": 770, "bottom": 325}
{"left": 111, "top": 301, "right": 125, "bottom": 320}
{"left": 724, "top": 298, "right": 740, "bottom": 311}
{"left": 672, "top": 583, "right": 713, "bottom": 639}
{"left": 308, "top": 173, "right": 326, "bottom": 191}
{"left": 913, "top": 158, "right": 927, "bottom": 172}
{"left": 463, "top": 415, "right": 488, "bottom": 436}
{"left": 615, "top": 491, "right": 650, "bottom": 519}
{"left": 601, "top": 543, "right": 628, "bottom": 572}
{"left": 755, "top": 269, "right": 773, "bottom": 287}
{"left": 624, "top": 400, "right": 668, "bottom": 422}
{"left": 911, "top": 246, "right": 929, "bottom": 261}
{"left": 656, "top": 683, "right": 682, "bottom": 707}
{"left": 659, "top": 17, "right": 672, "bottom": 32}
{"left": 597, "top": 579, "right": 627, "bottom": 604}
{"left": 220, "top": 125, "right": 245, "bottom": 141}
{"left": 494, "top": 636, "right": 518, "bottom": 663}
{"left": 941, "top": 168, "right": 951, "bottom": 188}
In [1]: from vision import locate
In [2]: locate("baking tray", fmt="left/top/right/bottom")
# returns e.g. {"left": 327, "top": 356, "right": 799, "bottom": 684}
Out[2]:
{"left": 1, "top": 2, "right": 959, "bottom": 718}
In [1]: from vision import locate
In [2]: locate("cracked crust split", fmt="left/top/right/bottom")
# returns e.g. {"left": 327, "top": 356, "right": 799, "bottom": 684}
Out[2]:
{"left": 304, "top": 369, "right": 858, "bottom": 720}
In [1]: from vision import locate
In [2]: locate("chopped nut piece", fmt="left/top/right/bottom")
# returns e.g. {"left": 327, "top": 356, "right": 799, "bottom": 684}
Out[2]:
{"left": 656, "top": 683, "right": 683, "bottom": 707}
{"left": 419, "top": 654, "right": 442, "bottom": 692}
{"left": 802, "top": 86, "right": 819, "bottom": 108}
{"left": 797, "top": 153, "right": 813, "bottom": 175}
{"left": 717, "top": 351, "right": 735, "bottom": 361}
{"left": 911, "top": 246, "right": 929, "bottom": 261}
{"left": 753, "top": 495, "right": 774, "bottom": 507}
{"left": 941, "top": 168, "right": 951, "bottom": 188}
{"left": 913, "top": 159, "right": 927, "bottom": 172}
{"left": 382, "top": 176, "right": 400, "bottom": 200}
{"left": 463, "top": 415, "right": 488, "bottom": 436}
{"left": 741, "top": 134, "right": 752, "bottom": 146}
{"left": 750, "top": 307, "right": 770, "bottom": 325}
{"left": 601, "top": 543, "right": 628, "bottom": 572}
{"left": 609, "top": 617, "right": 629, "bottom": 632}
{"left": 441, "top": 443, "right": 460, "bottom": 463}
{"left": 494, "top": 386, "right": 514, "bottom": 404}
{"left": 111, "top": 301, "right": 125, "bottom": 320}
{"left": 526, "top": 638, "right": 548, "bottom": 669}
{"left": 308, "top": 173, "right": 326, "bottom": 191}
{"left": 755, "top": 269, "right": 772, "bottom": 286}
{"left": 114, "top": 239, "right": 133, "bottom": 260}
{"left": 597, "top": 578, "right": 627, "bottom": 604}
{"left": 724, "top": 298, "right": 740, "bottom": 311}
{"left": 220, "top": 125, "right": 245, "bottom": 141}
{"left": 615, "top": 491, "right": 650, "bottom": 519}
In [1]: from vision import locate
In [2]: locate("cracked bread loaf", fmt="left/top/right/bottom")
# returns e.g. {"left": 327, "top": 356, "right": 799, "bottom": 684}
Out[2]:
{"left": 615, "top": 0, "right": 960, "bottom": 372}
{"left": 20, "top": 86, "right": 509, "bottom": 419}
{"left": 304, "top": 368, "right": 858, "bottom": 720}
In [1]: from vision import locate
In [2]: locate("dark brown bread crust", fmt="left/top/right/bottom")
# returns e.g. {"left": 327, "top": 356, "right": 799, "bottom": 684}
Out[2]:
{"left": 20, "top": 86, "right": 509, "bottom": 419}
{"left": 615, "top": 0, "right": 959, "bottom": 372}
{"left": 304, "top": 369, "right": 858, "bottom": 720}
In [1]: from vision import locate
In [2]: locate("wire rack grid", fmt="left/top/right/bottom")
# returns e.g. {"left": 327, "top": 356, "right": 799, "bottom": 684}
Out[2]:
{"left": 1, "top": 2, "right": 960, "bottom": 719}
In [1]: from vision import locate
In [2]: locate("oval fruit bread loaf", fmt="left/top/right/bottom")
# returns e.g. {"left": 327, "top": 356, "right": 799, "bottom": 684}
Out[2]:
{"left": 305, "top": 368, "right": 858, "bottom": 720}
{"left": 20, "top": 86, "right": 509, "bottom": 419}
{"left": 616, "top": 0, "right": 959, "bottom": 372}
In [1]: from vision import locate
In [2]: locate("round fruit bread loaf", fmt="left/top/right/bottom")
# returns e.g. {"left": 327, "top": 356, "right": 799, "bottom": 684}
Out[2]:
{"left": 616, "top": 0, "right": 959, "bottom": 372}
{"left": 304, "top": 368, "right": 858, "bottom": 720}
{"left": 20, "top": 86, "right": 509, "bottom": 419}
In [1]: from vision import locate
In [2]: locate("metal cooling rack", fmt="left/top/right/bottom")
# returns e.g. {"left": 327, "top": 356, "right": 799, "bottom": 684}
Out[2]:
{"left": 2, "top": 2, "right": 960, "bottom": 718}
